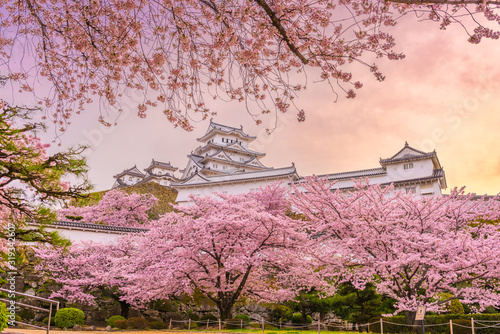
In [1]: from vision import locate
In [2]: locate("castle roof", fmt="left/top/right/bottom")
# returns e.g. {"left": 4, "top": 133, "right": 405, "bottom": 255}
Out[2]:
{"left": 380, "top": 142, "right": 438, "bottom": 166}
{"left": 317, "top": 167, "right": 387, "bottom": 182}
{"left": 173, "top": 165, "right": 298, "bottom": 188}
{"left": 33, "top": 220, "right": 149, "bottom": 234}
{"left": 144, "top": 159, "right": 178, "bottom": 172}
{"left": 328, "top": 168, "right": 447, "bottom": 191}
{"left": 113, "top": 165, "right": 145, "bottom": 179}
{"left": 197, "top": 119, "right": 256, "bottom": 142}
{"left": 195, "top": 142, "right": 265, "bottom": 157}
{"left": 198, "top": 148, "right": 268, "bottom": 170}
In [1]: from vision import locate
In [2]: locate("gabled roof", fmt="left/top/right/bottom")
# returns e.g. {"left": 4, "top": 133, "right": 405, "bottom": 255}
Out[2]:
{"left": 144, "top": 159, "right": 178, "bottom": 172}
{"left": 380, "top": 142, "right": 438, "bottom": 166}
{"left": 197, "top": 119, "right": 257, "bottom": 142}
{"left": 112, "top": 178, "right": 126, "bottom": 189}
{"left": 113, "top": 165, "right": 145, "bottom": 179}
{"left": 245, "top": 155, "right": 268, "bottom": 169}
{"left": 173, "top": 165, "right": 298, "bottom": 187}
{"left": 179, "top": 171, "right": 210, "bottom": 185}
{"left": 199, "top": 148, "right": 268, "bottom": 170}
{"left": 137, "top": 173, "right": 178, "bottom": 186}
{"left": 195, "top": 142, "right": 265, "bottom": 157}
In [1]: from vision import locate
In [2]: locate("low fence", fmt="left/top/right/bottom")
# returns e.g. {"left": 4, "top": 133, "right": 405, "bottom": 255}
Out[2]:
{"left": 0, "top": 287, "right": 59, "bottom": 334}
{"left": 162, "top": 317, "right": 500, "bottom": 333}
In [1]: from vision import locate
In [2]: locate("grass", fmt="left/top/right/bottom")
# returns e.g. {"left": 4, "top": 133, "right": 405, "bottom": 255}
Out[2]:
{"left": 181, "top": 329, "right": 355, "bottom": 334}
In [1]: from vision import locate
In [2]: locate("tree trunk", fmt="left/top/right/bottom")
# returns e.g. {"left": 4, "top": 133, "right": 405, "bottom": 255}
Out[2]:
{"left": 405, "top": 310, "right": 417, "bottom": 333}
{"left": 301, "top": 303, "right": 308, "bottom": 324}
{"left": 119, "top": 300, "right": 130, "bottom": 318}
{"left": 219, "top": 304, "right": 233, "bottom": 321}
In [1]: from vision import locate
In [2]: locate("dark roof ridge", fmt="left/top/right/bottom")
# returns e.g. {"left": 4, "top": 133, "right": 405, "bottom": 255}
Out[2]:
{"left": 41, "top": 220, "right": 149, "bottom": 233}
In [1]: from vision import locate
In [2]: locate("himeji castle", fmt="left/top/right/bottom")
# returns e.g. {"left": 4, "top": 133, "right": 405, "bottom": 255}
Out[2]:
{"left": 47, "top": 120, "right": 447, "bottom": 244}
{"left": 112, "top": 120, "right": 447, "bottom": 203}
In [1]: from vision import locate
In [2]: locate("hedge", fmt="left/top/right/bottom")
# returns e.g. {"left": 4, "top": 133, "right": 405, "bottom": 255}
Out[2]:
{"left": 54, "top": 308, "right": 85, "bottom": 328}
{"left": 107, "top": 315, "right": 126, "bottom": 328}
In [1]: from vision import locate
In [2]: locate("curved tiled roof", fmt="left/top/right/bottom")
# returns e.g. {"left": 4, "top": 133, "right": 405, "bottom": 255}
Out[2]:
{"left": 144, "top": 159, "right": 178, "bottom": 172}
{"left": 195, "top": 142, "right": 265, "bottom": 157}
{"left": 197, "top": 119, "right": 257, "bottom": 142}
{"left": 39, "top": 221, "right": 149, "bottom": 233}
{"left": 173, "top": 165, "right": 298, "bottom": 187}
{"left": 113, "top": 165, "right": 145, "bottom": 179}
{"left": 380, "top": 142, "right": 436, "bottom": 164}
{"left": 199, "top": 149, "right": 268, "bottom": 170}
{"left": 320, "top": 167, "right": 386, "bottom": 181}
{"left": 321, "top": 169, "right": 446, "bottom": 192}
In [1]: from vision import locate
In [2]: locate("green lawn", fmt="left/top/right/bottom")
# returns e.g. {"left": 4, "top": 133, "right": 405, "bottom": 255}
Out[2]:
{"left": 171, "top": 329, "right": 357, "bottom": 334}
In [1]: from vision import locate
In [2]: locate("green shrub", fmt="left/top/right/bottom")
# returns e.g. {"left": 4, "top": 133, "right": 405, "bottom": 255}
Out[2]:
{"left": 291, "top": 313, "right": 312, "bottom": 324}
{"left": 107, "top": 315, "right": 126, "bottom": 328}
{"left": 43, "top": 317, "right": 56, "bottom": 326}
{"left": 54, "top": 308, "right": 85, "bottom": 329}
{"left": 149, "top": 320, "right": 168, "bottom": 329}
{"left": 0, "top": 303, "right": 8, "bottom": 332}
{"left": 234, "top": 314, "right": 251, "bottom": 323}
{"left": 270, "top": 305, "right": 293, "bottom": 323}
{"left": 449, "top": 319, "right": 471, "bottom": 334}
{"left": 127, "top": 317, "right": 149, "bottom": 329}
{"left": 114, "top": 319, "right": 128, "bottom": 329}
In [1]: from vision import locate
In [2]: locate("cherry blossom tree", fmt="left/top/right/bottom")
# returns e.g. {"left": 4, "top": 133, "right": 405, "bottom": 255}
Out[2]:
{"left": 58, "top": 189, "right": 158, "bottom": 227}
{"left": 291, "top": 177, "right": 500, "bottom": 324}
{"left": 111, "top": 185, "right": 310, "bottom": 320}
{"left": 36, "top": 241, "right": 137, "bottom": 318}
{"left": 1, "top": 0, "right": 499, "bottom": 131}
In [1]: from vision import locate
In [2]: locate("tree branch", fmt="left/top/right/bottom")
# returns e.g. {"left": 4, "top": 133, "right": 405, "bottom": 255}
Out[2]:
{"left": 387, "top": 0, "right": 500, "bottom": 5}
{"left": 252, "top": 0, "right": 309, "bottom": 64}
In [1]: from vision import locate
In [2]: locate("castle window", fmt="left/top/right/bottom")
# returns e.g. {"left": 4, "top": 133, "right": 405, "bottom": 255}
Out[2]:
{"left": 405, "top": 186, "right": 417, "bottom": 194}
{"left": 404, "top": 163, "right": 414, "bottom": 170}
{"left": 129, "top": 177, "right": 132, "bottom": 181}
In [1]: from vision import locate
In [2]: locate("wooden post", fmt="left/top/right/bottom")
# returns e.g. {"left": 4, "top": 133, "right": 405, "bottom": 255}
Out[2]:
{"left": 169, "top": 319, "right": 172, "bottom": 330}
{"left": 317, "top": 320, "right": 321, "bottom": 334}
{"left": 380, "top": 318, "right": 383, "bottom": 334}
{"left": 368, "top": 323, "right": 370, "bottom": 333}
{"left": 219, "top": 318, "right": 221, "bottom": 333}
{"left": 279, "top": 319, "right": 282, "bottom": 330}
{"left": 47, "top": 303, "right": 52, "bottom": 334}
{"left": 449, "top": 319, "right": 453, "bottom": 334}
{"left": 189, "top": 318, "right": 191, "bottom": 331}
{"left": 471, "top": 317, "right": 475, "bottom": 334}
{"left": 262, "top": 318, "right": 265, "bottom": 334}
{"left": 207, "top": 319, "right": 209, "bottom": 330}
{"left": 241, "top": 319, "right": 243, "bottom": 329}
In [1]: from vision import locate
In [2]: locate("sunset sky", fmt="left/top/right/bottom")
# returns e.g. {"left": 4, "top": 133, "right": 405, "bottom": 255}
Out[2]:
{"left": 4, "top": 14, "right": 500, "bottom": 195}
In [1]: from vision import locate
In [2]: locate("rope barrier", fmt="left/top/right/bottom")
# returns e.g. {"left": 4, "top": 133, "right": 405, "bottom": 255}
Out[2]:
{"left": 472, "top": 321, "right": 500, "bottom": 329}
{"left": 161, "top": 316, "right": 500, "bottom": 333}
